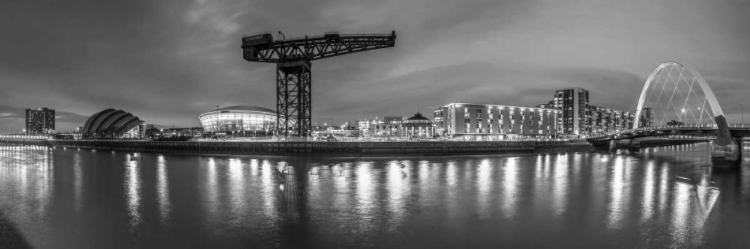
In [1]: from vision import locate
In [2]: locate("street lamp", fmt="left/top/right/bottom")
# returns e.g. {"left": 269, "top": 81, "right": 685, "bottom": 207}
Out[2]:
{"left": 681, "top": 108, "right": 686, "bottom": 125}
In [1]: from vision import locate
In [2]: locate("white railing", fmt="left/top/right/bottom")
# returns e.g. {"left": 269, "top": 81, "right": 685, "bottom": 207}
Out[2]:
{"left": 583, "top": 123, "right": 750, "bottom": 139}
{"left": 0, "top": 134, "right": 50, "bottom": 140}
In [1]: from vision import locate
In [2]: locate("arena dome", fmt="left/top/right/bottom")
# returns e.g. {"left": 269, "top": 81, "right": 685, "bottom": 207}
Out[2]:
{"left": 198, "top": 105, "right": 279, "bottom": 134}
{"left": 82, "top": 108, "right": 144, "bottom": 139}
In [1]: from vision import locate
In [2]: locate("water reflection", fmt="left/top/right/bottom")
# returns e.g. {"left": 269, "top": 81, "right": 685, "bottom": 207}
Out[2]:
{"left": 205, "top": 157, "right": 219, "bottom": 225}
{"left": 156, "top": 155, "right": 170, "bottom": 225}
{"left": 642, "top": 160, "right": 656, "bottom": 221}
{"left": 74, "top": 153, "right": 83, "bottom": 214}
{"left": 125, "top": 153, "right": 141, "bottom": 231}
{"left": 0, "top": 146, "right": 54, "bottom": 232}
{"left": 476, "top": 159, "right": 492, "bottom": 218}
{"left": 552, "top": 154, "right": 569, "bottom": 218}
{"left": 259, "top": 160, "right": 276, "bottom": 218}
{"left": 228, "top": 158, "right": 245, "bottom": 218}
{"left": 355, "top": 162, "right": 375, "bottom": 232}
{"left": 501, "top": 157, "right": 518, "bottom": 219}
{"left": 659, "top": 163, "right": 670, "bottom": 212}
{"left": 608, "top": 155, "right": 628, "bottom": 229}
{"left": 0, "top": 143, "right": 749, "bottom": 248}
{"left": 387, "top": 160, "right": 409, "bottom": 230}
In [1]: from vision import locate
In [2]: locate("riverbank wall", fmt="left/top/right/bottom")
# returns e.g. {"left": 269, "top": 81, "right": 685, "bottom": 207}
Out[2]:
{"left": 638, "top": 138, "right": 709, "bottom": 148}
{"left": 587, "top": 137, "right": 709, "bottom": 150}
{"left": 0, "top": 138, "right": 594, "bottom": 157}
{"left": 0, "top": 138, "right": 712, "bottom": 157}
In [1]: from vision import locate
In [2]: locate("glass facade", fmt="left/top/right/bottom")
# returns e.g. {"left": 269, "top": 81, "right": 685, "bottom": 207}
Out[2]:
{"left": 198, "top": 106, "right": 278, "bottom": 133}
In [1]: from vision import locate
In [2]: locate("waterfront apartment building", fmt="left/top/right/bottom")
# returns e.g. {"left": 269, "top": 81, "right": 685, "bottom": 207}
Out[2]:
{"left": 435, "top": 103, "right": 560, "bottom": 140}
{"left": 587, "top": 105, "right": 635, "bottom": 134}
{"left": 25, "top": 107, "right": 55, "bottom": 134}
{"left": 553, "top": 88, "right": 589, "bottom": 135}
{"left": 433, "top": 109, "right": 445, "bottom": 135}
{"left": 535, "top": 100, "right": 554, "bottom": 109}
{"left": 639, "top": 107, "right": 654, "bottom": 128}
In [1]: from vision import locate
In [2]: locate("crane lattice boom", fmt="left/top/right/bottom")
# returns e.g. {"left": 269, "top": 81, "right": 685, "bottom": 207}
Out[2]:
{"left": 242, "top": 31, "right": 395, "bottom": 63}
{"left": 240, "top": 30, "right": 396, "bottom": 137}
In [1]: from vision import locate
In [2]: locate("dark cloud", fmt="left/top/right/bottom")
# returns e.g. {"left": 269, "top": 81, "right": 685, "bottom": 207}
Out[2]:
{"left": 0, "top": 0, "right": 749, "bottom": 132}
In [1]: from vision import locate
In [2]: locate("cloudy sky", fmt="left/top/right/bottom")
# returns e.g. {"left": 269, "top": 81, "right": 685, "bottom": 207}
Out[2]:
{"left": 1, "top": 0, "right": 749, "bottom": 133}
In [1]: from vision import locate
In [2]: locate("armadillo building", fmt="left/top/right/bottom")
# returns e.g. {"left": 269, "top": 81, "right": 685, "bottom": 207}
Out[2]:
{"left": 82, "top": 109, "right": 144, "bottom": 139}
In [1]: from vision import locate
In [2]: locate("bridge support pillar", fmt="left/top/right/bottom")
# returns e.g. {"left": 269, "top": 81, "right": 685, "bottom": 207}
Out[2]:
{"left": 628, "top": 139, "right": 640, "bottom": 152}
{"left": 711, "top": 115, "right": 742, "bottom": 168}
{"left": 711, "top": 136, "right": 742, "bottom": 169}
{"left": 608, "top": 139, "right": 616, "bottom": 151}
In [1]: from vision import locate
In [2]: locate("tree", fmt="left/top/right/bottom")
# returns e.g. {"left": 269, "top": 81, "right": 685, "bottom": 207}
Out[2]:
{"left": 144, "top": 128, "right": 160, "bottom": 138}
{"left": 666, "top": 120, "right": 684, "bottom": 126}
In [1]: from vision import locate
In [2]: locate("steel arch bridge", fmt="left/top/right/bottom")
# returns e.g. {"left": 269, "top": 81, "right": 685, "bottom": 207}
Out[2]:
{"left": 634, "top": 61, "right": 723, "bottom": 130}
{"left": 589, "top": 61, "right": 750, "bottom": 139}
{"left": 587, "top": 61, "right": 746, "bottom": 167}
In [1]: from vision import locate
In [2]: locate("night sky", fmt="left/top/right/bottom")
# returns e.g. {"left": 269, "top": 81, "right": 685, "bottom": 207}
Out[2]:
{"left": 1, "top": 0, "right": 749, "bottom": 133}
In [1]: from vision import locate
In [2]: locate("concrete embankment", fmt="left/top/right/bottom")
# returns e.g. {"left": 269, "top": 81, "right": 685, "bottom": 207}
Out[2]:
{"left": 588, "top": 138, "right": 709, "bottom": 150}
{"left": 638, "top": 139, "right": 708, "bottom": 147}
{"left": 0, "top": 138, "right": 594, "bottom": 157}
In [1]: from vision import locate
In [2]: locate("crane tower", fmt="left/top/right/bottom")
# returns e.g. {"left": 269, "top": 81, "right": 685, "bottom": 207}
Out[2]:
{"left": 241, "top": 31, "right": 396, "bottom": 137}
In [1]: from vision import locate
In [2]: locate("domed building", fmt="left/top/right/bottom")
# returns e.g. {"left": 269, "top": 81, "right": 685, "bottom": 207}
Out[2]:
{"left": 402, "top": 112, "right": 435, "bottom": 138}
{"left": 198, "top": 105, "right": 280, "bottom": 136}
{"left": 82, "top": 109, "right": 144, "bottom": 139}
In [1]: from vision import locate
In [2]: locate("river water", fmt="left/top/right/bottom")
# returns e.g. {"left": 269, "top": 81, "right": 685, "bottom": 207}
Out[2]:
{"left": 1, "top": 143, "right": 749, "bottom": 248}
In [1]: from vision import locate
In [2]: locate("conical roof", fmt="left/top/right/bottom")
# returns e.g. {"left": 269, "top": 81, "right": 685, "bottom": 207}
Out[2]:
{"left": 407, "top": 112, "right": 430, "bottom": 121}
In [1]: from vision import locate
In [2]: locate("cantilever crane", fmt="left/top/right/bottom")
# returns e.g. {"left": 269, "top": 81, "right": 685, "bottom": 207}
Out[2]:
{"left": 242, "top": 31, "right": 396, "bottom": 137}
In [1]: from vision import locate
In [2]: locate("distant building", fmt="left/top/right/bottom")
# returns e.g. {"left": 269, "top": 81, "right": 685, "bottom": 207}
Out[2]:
{"left": 587, "top": 105, "right": 635, "bottom": 134}
{"left": 639, "top": 107, "right": 653, "bottom": 128}
{"left": 384, "top": 116, "right": 403, "bottom": 137}
{"left": 435, "top": 103, "right": 560, "bottom": 140}
{"left": 539, "top": 87, "right": 636, "bottom": 136}
{"left": 160, "top": 127, "right": 204, "bottom": 137}
{"left": 553, "top": 88, "right": 589, "bottom": 135}
{"left": 198, "top": 105, "right": 277, "bottom": 136}
{"left": 357, "top": 116, "right": 404, "bottom": 137}
{"left": 357, "top": 119, "right": 382, "bottom": 136}
{"left": 535, "top": 100, "right": 555, "bottom": 109}
{"left": 25, "top": 107, "right": 55, "bottom": 135}
{"left": 402, "top": 112, "right": 435, "bottom": 138}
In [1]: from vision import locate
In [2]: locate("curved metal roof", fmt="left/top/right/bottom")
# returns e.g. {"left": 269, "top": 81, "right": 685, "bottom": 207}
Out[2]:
{"left": 200, "top": 105, "right": 276, "bottom": 116}
{"left": 82, "top": 109, "right": 143, "bottom": 138}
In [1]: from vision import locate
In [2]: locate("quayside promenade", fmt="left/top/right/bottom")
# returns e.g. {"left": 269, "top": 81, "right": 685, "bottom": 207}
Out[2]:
{"left": 0, "top": 137, "right": 707, "bottom": 157}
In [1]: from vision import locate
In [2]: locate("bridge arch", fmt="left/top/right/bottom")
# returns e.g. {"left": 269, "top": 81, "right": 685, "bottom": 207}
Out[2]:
{"left": 633, "top": 61, "right": 724, "bottom": 129}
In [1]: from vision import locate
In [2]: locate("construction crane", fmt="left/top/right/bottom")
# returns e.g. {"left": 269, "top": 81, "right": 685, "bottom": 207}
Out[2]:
{"left": 241, "top": 30, "right": 396, "bottom": 137}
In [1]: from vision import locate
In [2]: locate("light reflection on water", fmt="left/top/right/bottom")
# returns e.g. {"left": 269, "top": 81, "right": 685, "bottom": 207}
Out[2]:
{"left": 0, "top": 143, "right": 749, "bottom": 248}
{"left": 501, "top": 157, "right": 518, "bottom": 219}
{"left": 125, "top": 153, "right": 141, "bottom": 232}
{"left": 156, "top": 154, "right": 170, "bottom": 225}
